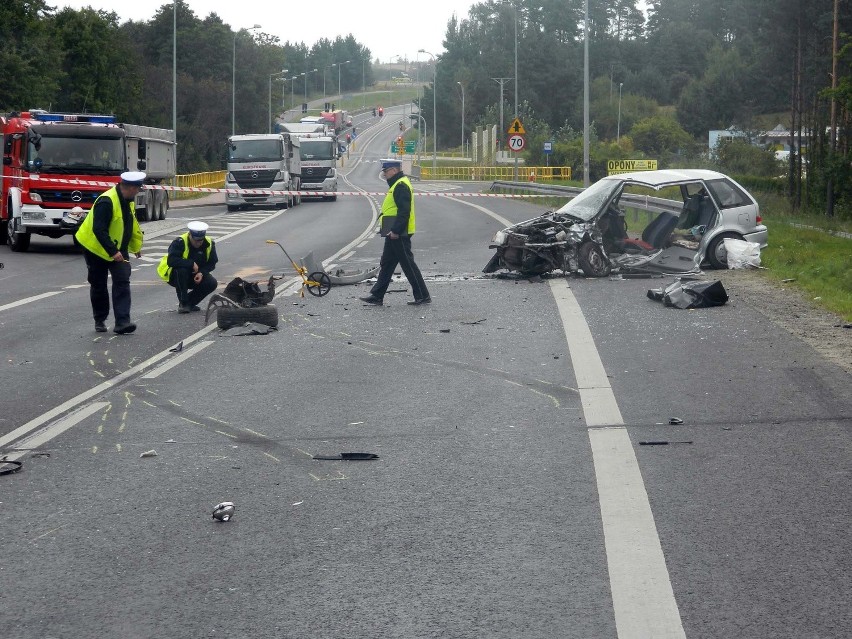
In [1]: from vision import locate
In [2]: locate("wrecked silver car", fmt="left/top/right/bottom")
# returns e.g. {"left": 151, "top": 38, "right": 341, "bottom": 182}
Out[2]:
{"left": 483, "top": 169, "right": 768, "bottom": 277}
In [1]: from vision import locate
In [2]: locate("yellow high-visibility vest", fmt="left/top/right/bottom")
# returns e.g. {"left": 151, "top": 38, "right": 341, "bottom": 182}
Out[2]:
{"left": 157, "top": 232, "right": 213, "bottom": 282}
{"left": 380, "top": 175, "right": 416, "bottom": 235}
{"left": 75, "top": 186, "right": 142, "bottom": 260}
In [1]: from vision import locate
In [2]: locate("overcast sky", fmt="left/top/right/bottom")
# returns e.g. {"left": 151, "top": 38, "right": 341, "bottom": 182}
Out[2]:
{"left": 57, "top": 0, "right": 478, "bottom": 62}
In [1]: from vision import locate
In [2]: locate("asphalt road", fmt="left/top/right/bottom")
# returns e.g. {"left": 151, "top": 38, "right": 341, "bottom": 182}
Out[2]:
{"left": 0, "top": 108, "right": 849, "bottom": 639}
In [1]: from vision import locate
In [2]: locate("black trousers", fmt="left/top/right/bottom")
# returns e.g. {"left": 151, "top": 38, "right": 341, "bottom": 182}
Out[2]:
{"left": 168, "top": 268, "right": 218, "bottom": 306}
{"left": 84, "top": 250, "right": 132, "bottom": 324}
{"left": 370, "top": 235, "right": 430, "bottom": 301}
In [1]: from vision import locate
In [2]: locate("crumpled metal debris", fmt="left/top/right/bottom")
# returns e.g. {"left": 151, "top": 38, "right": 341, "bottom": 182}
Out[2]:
{"left": 205, "top": 276, "right": 276, "bottom": 324}
{"left": 212, "top": 501, "right": 236, "bottom": 521}
{"left": 220, "top": 322, "right": 276, "bottom": 336}
{"left": 312, "top": 452, "right": 380, "bottom": 461}
{"left": 647, "top": 280, "right": 728, "bottom": 309}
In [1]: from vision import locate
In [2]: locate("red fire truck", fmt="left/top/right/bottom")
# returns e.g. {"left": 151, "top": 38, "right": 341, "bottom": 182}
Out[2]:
{"left": 1, "top": 110, "right": 175, "bottom": 252}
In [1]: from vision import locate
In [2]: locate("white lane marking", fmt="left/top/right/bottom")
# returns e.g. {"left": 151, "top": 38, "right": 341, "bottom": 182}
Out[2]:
{"left": 589, "top": 428, "right": 686, "bottom": 639}
{"left": 2, "top": 402, "right": 110, "bottom": 461}
{"left": 340, "top": 250, "right": 355, "bottom": 261}
{"left": 442, "top": 194, "right": 513, "bottom": 227}
{"left": 141, "top": 341, "right": 213, "bottom": 379}
{"left": 357, "top": 240, "right": 369, "bottom": 248}
{"left": 548, "top": 279, "right": 686, "bottom": 639}
{"left": 0, "top": 291, "right": 63, "bottom": 312}
{"left": 63, "top": 284, "right": 89, "bottom": 290}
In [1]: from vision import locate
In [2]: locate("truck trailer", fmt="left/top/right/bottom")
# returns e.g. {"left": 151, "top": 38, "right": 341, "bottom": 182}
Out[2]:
{"left": 224, "top": 133, "right": 301, "bottom": 211}
{"left": 1, "top": 110, "right": 176, "bottom": 252}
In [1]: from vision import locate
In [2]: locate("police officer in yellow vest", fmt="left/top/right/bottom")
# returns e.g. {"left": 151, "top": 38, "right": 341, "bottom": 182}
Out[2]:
{"left": 360, "top": 159, "right": 431, "bottom": 306}
{"left": 157, "top": 221, "right": 218, "bottom": 313}
{"left": 75, "top": 171, "right": 145, "bottom": 334}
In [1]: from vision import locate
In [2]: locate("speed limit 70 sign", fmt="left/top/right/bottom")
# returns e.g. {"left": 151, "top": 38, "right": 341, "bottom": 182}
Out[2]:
{"left": 508, "top": 134, "right": 525, "bottom": 152}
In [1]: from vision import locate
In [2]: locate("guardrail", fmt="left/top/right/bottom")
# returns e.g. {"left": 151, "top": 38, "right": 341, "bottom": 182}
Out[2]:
{"left": 489, "top": 180, "right": 683, "bottom": 223}
{"left": 172, "top": 171, "right": 226, "bottom": 200}
{"left": 417, "top": 166, "right": 571, "bottom": 181}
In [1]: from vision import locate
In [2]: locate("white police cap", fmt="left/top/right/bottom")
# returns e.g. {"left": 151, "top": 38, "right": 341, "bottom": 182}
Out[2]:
{"left": 187, "top": 221, "right": 209, "bottom": 238}
{"left": 120, "top": 171, "right": 146, "bottom": 186}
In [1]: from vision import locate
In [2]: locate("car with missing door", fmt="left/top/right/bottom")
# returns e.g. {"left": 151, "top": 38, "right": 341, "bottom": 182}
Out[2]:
{"left": 483, "top": 169, "right": 768, "bottom": 277}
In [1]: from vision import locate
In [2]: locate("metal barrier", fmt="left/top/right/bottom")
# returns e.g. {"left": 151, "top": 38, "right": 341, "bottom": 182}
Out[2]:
{"left": 416, "top": 166, "right": 571, "bottom": 181}
{"left": 172, "top": 171, "right": 226, "bottom": 199}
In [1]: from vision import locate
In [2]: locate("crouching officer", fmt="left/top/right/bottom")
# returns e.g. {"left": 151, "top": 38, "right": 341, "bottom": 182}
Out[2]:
{"left": 157, "top": 221, "right": 218, "bottom": 313}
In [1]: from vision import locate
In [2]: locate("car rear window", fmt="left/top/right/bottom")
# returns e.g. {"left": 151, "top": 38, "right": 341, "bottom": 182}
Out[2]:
{"left": 706, "top": 178, "right": 750, "bottom": 209}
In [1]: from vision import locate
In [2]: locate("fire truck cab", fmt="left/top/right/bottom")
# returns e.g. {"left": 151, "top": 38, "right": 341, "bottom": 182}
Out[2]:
{"left": 1, "top": 110, "right": 174, "bottom": 252}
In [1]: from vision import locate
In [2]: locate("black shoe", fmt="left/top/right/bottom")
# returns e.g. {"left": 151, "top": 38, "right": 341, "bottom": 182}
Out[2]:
{"left": 178, "top": 304, "right": 192, "bottom": 314}
{"left": 189, "top": 305, "right": 201, "bottom": 312}
{"left": 407, "top": 297, "right": 432, "bottom": 305}
{"left": 94, "top": 321, "right": 107, "bottom": 333}
{"left": 360, "top": 296, "right": 383, "bottom": 306}
{"left": 113, "top": 321, "right": 137, "bottom": 334}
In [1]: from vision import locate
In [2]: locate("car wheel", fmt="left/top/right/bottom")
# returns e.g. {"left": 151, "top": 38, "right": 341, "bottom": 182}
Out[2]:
{"left": 216, "top": 304, "right": 279, "bottom": 330}
{"left": 707, "top": 232, "right": 741, "bottom": 269}
{"left": 578, "top": 242, "right": 611, "bottom": 277}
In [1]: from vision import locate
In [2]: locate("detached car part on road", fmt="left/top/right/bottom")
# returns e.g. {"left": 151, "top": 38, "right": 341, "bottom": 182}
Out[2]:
{"left": 483, "top": 169, "right": 768, "bottom": 277}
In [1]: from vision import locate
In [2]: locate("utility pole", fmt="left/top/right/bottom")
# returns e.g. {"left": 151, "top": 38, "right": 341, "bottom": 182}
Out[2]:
{"left": 492, "top": 77, "right": 512, "bottom": 160}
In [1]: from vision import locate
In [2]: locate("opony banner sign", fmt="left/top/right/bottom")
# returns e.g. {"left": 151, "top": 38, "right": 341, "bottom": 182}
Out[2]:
{"left": 607, "top": 159, "right": 658, "bottom": 175}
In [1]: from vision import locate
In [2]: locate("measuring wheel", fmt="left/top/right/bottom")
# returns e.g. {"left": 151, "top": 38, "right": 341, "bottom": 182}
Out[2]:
{"left": 306, "top": 271, "right": 332, "bottom": 297}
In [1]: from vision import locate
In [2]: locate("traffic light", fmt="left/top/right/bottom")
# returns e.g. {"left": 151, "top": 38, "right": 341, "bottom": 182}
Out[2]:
{"left": 397, "top": 136, "right": 405, "bottom": 154}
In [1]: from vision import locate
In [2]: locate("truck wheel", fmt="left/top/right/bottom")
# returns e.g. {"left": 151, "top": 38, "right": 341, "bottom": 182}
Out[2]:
{"left": 216, "top": 304, "right": 279, "bottom": 330}
{"left": 158, "top": 198, "right": 166, "bottom": 220}
{"left": 136, "top": 207, "right": 149, "bottom": 222}
{"left": 578, "top": 242, "right": 611, "bottom": 277}
{"left": 0, "top": 220, "right": 7, "bottom": 245}
{"left": 7, "top": 218, "right": 31, "bottom": 252}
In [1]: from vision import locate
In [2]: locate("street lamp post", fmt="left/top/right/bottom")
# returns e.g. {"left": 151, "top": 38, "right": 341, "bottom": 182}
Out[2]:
{"left": 305, "top": 68, "right": 317, "bottom": 104}
{"left": 418, "top": 49, "right": 436, "bottom": 171}
{"left": 337, "top": 60, "right": 350, "bottom": 100}
{"left": 409, "top": 113, "right": 426, "bottom": 159}
{"left": 172, "top": 1, "right": 176, "bottom": 144}
{"left": 232, "top": 24, "right": 261, "bottom": 135}
{"left": 456, "top": 81, "right": 465, "bottom": 156}
{"left": 268, "top": 69, "right": 288, "bottom": 133}
{"left": 290, "top": 75, "right": 301, "bottom": 114}
{"left": 617, "top": 82, "right": 623, "bottom": 143}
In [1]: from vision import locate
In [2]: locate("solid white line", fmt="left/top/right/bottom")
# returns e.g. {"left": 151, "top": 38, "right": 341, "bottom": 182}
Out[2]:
{"left": 340, "top": 250, "right": 355, "bottom": 260}
{"left": 141, "top": 341, "right": 213, "bottom": 379}
{"left": 0, "top": 291, "right": 63, "bottom": 313}
{"left": 2, "top": 402, "right": 110, "bottom": 460}
{"left": 548, "top": 279, "right": 685, "bottom": 639}
{"left": 589, "top": 427, "right": 686, "bottom": 639}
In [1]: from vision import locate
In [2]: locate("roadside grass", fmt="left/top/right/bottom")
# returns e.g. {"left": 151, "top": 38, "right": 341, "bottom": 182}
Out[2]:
{"left": 758, "top": 215, "right": 852, "bottom": 321}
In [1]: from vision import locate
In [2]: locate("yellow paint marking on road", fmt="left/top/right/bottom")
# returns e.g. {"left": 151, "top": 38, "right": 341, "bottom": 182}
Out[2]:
{"left": 145, "top": 388, "right": 159, "bottom": 395}
{"left": 107, "top": 358, "right": 114, "bottom": 364}
{"left": 116, "top": 444, "right": 122, "bottom": 452}
{"left": 89, "top": 359, "right": 96, "bottom": 366}
{"left": 142, "top": 400, "right": 156, "bottom": 408}
{"left": 309, "top": 333, "right": 326, "bottom": 339}
{"left": 169, "top": 399, "right": 181, "bottom": 407}
{"left": 209, "top": 416, "right": 229, "bottom": 424}
{"left": 215, "top": 430, "right": 237, "bottom": 439}
{"left": 294, "top": 447, "right": 314, "bottom": 458}
{"left": 262, "top": 452, "right": 280, "bottom": 463}
{"left": 309, "top": 471, "right": 348, "bottom": 481}
{"left": 92, "top": 446, "right": 98, "bottom": 454}
{"left": 31, "top": 523, "right": 69, "bottom": 542}
{"left": 180, "top": 416, "right": 203, "bottom": 426}
{"left": 86, "top": 351, "right": 92, "bottom": 357}
{"left": 94, "top": 371, "right": 105, "bottom": 378}
{"left": 97, "top": 423, "right": 103, "bottom": 434}
{"left": 118, "top": 422, "right": 125, "bottom": 433}
{"left": 243, "top": 427, "right": 268, "bottom": 438}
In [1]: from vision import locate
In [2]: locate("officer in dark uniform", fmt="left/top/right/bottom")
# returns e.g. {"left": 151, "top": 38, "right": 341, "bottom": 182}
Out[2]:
{"left": 157, "top": 221, "right": 218, "bottom": 313}
{"left": 360, "top": 159, "right": 431, "bottom": 306}
{"left": 75, "top": 170, "right": 145, "bottom": 334}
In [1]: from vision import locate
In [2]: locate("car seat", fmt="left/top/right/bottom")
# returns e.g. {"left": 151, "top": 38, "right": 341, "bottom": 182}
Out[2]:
{"left": 640, "top": 212, "right": 680, "bottom": 249}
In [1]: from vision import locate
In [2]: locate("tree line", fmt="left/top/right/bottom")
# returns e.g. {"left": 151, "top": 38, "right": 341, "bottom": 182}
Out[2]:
{"left": 2, "top": 0, "right": 850, "bottom": 217}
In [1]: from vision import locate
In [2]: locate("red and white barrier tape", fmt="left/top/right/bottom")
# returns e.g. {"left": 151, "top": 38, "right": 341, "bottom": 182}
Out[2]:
{"left": 27, "top": 175, "right": 555, "bottom": 198}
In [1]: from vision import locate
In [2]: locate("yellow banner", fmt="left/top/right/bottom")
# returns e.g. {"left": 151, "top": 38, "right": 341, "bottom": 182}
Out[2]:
{"left": 607, "top": 159, "right": 658, "bottom": 174}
